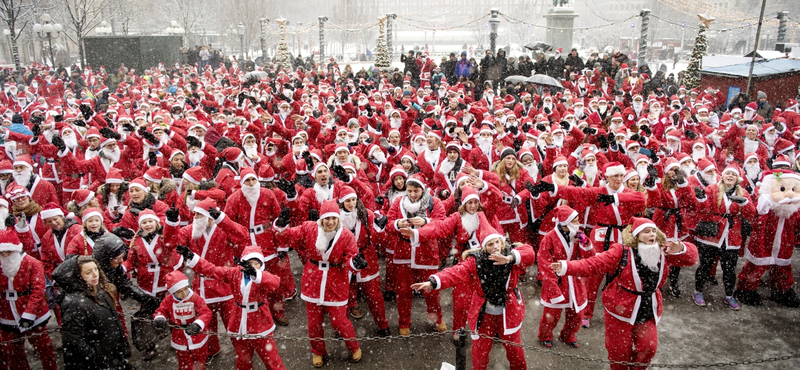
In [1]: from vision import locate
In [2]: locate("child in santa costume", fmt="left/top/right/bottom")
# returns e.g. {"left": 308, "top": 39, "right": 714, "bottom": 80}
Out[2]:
{"left": 537, "top": 206, "right": 594, "bottom": 348}
{"left": 551, "top": 218, "right": 698, "bottom": 370}
{"left": 0, "top": 229, "right": 57, "bottom": 370}
{"left": 412, "top": 216, "right": 535, "bottom": 370}
{"left": 274, "top": 199, "right": 365, "bottom": 367}
{"left": 177, "top": 244, "right": 287, "bottom": 370}
{"left": 65, "top": 207, "right": 107, "bottom": 256}
{"left": 153, "top": 270, "right": 213, "bottom": 370}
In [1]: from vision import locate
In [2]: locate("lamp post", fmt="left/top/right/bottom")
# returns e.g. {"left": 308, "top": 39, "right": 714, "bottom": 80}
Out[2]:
{"left": 260, "top": 18, "right": 269, "bottom": 61}
{"left": 165, "top": 21, "right": 185, "bottom": 46}
{"left": 32, "top": 13, "right": 62, "bottom": 67}
{"left": 237, "top": 22, "right": 245, "bottom": 60}
{"left": 95, "top": 21, "right": 112, "bottom": 35}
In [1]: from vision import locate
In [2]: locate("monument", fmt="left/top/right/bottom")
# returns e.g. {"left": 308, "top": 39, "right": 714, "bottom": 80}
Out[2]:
{"left": 543, "top": 0, "right": 579, "bottom": 52}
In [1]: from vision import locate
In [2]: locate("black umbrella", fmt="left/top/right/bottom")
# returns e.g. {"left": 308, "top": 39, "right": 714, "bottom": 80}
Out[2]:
{"left": 525, "top": 42, "right": 552, "bottom": 52}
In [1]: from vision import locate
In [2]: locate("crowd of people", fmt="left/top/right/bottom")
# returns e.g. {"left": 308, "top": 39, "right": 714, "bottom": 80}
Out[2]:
{"left": 0, "top": 43, "right": 800, "bottom": 370}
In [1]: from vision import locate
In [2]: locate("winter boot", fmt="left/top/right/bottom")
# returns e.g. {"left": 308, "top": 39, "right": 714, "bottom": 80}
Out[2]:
{"left": 734, "top": 289, "right": 762, "bottom": 306}
{"left": 668, "top": 266, "right": 682, "bottom": 297}
{"left": 771, "top": 289, "right": 800, "bottom": 308}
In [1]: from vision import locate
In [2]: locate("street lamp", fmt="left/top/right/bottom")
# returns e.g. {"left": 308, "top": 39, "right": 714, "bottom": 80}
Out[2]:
{"left": 165, "top": 20, "right": 185, "bottom": 46}
{"left": 32, "top": 13, "right": 62, "bottom": 67}
{"left": 237, "top": 22, "right": 245, "bottom": 60}
{"left": 95, "top": 21, "right": 112, "bottom": 35}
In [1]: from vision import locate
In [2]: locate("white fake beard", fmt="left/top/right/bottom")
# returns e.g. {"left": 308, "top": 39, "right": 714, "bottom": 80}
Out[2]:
{"left": 0, "top": 208, "right": 7, "bottom": 230}
{"left": 697, "top": 115, "right": 709, "bottom": 123}
{"left": 315, "top": 225, "right": 337, "bottom": 254}
{"left": 633, "top": 102, "right": 643, "bottom": 112}
{"left": 701, "top": 172, "right": 717, "bottom": 185}
{"left": 0, "top": 251, "right": 23, "bottom": 278}
{"left": 103, "top": 146, "right": 121, "bottom": 163}
{"left": 770, "top": 201, "right": 800, "bottom": 219}
{"left": 668, "top": 142, "right": 680, "bottom": 153}
{"left": 191, "top": 216, "right": 210, "bottom": 240}
{"left": 86, "top": 148, "right": 99, "bottom": 160}
{"left": 402, "top": 195, "right": 422, "bottom": 214}
{"left": 681, "top": 164, "right": 695, "bottom": 178}
{"left": 241, "top": 184, "right": 260, "bottom": 204}
{"left": 598, "top": 105, "right": 607, "bottom": 114}
{"left": 627, "top": 150, "right": 639, "bottom": 163}
{"left": 542, "top": 102, "right": 552, "bottom": 111}
{"left": 372, "top": 150, "right": 387, "bottom": 164}
{"left": 12, "top": 169, "right": 31, "bottom": 188}
{"left": 574, "top": 107, "right": 584, "bottom": 117}
{"left": 391, "top": 118, "right": 402, "bottom": 129}
{"left": 692, "top": 148, "right": 705, "bottom": 162}
{"left": 413, "top": 143, "right": 427, "bottom": 155}
{"left": 743, "top": 110, "right": 755, "bottom": 120}
{"left": 637, "top": 242, "right": 662, "bottom": 272}
{"left": 476, "top": 137, "right": 492, "bottom": 155}
{"left": 438, "top": 159, "right": 456, "bottom": 175}
{"left": 108, "top": 193, "right": 119, "bottom": 210}
{"left": 63, "top": 135, "right": 78, "bottom": 150}
{"left": 743, "top": 138, "right": 759, "bottom": 155}
{"left": 188, "top": 151, "right": 204, "bottom": 166}
{"left": 314, "top": 183, "right": 331, "bottom": 205}
{"left": 243, "top": 144, "right": 258, "bottom": 158}
{"left": 709, "top": 133, "right": 722, "bottom": 148}
{"left": 650, "top": 109, "right": 661, "bottom": 117}
{"left": 341, "top": 210, "right": 358, "bottom": 231}
{"left": 524, "top": 163, "right": 539, "bottom": 182}
{"left": 461, "top": 212, "right": 479, "bottom": 235}
{"left": 567, "top": 223, "right": 580, "bottom": 239}
{"left": 764, "top": 133, "right": 777, "bottom": 146}
{"left": 637, "top": 164, "right": 648, "bottom": 182}
{"left": 553, "top": 136, "right": 564, "bottom": 147}
{"left": 744, "top": 163, "right": 760, "bottom": 180}
{"left": 43, "top": 129, "right": 56, "bottom": 143}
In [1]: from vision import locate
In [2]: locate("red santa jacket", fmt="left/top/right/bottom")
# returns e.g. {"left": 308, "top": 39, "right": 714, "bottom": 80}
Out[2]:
{"left": 122, "top": 233, "right": 182, "bottom": 296}
{"left": 13, "top": 212, "right": 49, "bottom": 260}
{"left": 645, "top": 180, "right": 697, "bottom": 240}
{"left": 154, "top": 289, "right": 212, "bottom": 350}
{"left": 387, "top": 193, "right": 446, "bottom": 269}
{"left": 0, "top": 254, "right": 51, "bottom": 331}
{"left": 276, "top": 222, "right": 360, "bottom": 306}
{"left": 18, "top": 221, "right": 83, "bottom": 278}
{"left": 223, "top": 188, "right": 282, "bottom": 256}
{"left": 7, "top": 176, "right": 59, "bottom": 211}
{"left": 746, "top": 199, "right": 800, "bottom": 267}
{"left": 479, "top": 168, "right": 534, "bottom": 229}
{"left": 58, "top": 135, "right": 143, "bottom": 183}
{"left": 538, "top": 228, "right": 594, "bottom": 311}
{"left": 342, "top": 210, "right": 381, "bottom": 283}
{"left": 561, "top": 241, "right": 698, "bottom": 324}
{"left": 694, "top": 184, "right": 756, "bottom": 250}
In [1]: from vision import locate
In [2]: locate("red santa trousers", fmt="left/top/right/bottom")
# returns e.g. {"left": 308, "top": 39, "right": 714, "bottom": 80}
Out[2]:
{"left": 205, "top": 301, "right": 232, "bottom": 356}
{"left": 384, "top": 252, "right": 396, "bottom": 292}
{"left": 0, "top": 326, "right": 57, "bottom": 370}
{"left": 438, "top": 236, "right": 452, "bottom": 264}
{"left": 471, "top": 313, "right": 527, "bottom": 370}
{"left": 736, "top": 262, "right": 794, "bottom": 291}
{"left": 232, "top": 336, "right": 286, "bottom": 370}
{"left": 582, "top": 275, "right": 603, "bottom": 321}
{"left": 348, "top": 278, "right": 389, "bottom": 330}
{"left": 273, "top": 257, "right": 297, "bottom": 300}
{"left": 305, "top": 302, "right": 360, "bottom": 356}
{"left": 604, "top": 311, "right": 658, "bottom": 370}
{"left": 175, "top": 345, "right": 208, "bottom": 370}
{"left": 538, "top": 306, "right": 582, "bottom": 343}
{"left": 393, "top": 264, "right": 442, "bottom": 328}
{"left": 451, "top": 283, "right": 472, "bottom": 330}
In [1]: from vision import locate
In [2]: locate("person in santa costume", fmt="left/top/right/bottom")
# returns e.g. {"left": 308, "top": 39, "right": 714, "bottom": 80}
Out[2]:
{"left": 177, "top": 245, "right": 287, "bottom": 370}
{"left": 53, "top": 126, "right": 143, "bottom": 184}
{"left": 8, "top": 154, "right": 59, "bottom": 208}
{"left": 386, "top": 173, "right": 447, "bottom": 335}
{"left": 412, "top": 216, "right": 535, "bottom": 370}
{"left": 164, "top": 198, "right": 250, "bottom": 362}
{"left": 0, "top": 229, "right": 56, "bottom": 370}
{"left": 6, "top": 185, "right": 47, "bottom": 260}
{"left": 65, "top": 207, "right": 106, "bottom": 256}
{"left": 551, "top": 218, "right": 698, "bottom": 370}
{"left": 273, "top": 199, "right": 365, "bottom": 367}
{"left": 122, "top": 208, "right": 182, "bottom": 300}
{"left": 734, "top": 169, "right": 800, "bottom": 307}
{"left": 537, "top": 206, "right": 594, "bottom": 348}
{"left": 153, "top": 270, "right": 212, "bottom": 370}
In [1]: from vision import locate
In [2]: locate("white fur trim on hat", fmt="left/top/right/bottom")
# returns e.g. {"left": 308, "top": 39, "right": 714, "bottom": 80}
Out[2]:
{"left": 0, "top": 242, "right": 22, "bottom": 252}
{"left": 240, "top": 172, "right": 258, "bottom": 185}
{"left": 623, "top": 171, "right": 639, "bottom": 183}
{"left": 138, "top": 213, "right": 160, "bottom": 225}
{"left": 40, "top": 208, "right": 64, "bottom": 220}
{"left": 82, "top": 210, "right": 103, "bottom": 223}
{"left": 319, "top": 210, "right": 341, "bottom": 221}
{"left": 339, "top": 192, "right": 357, "bottom": 203}
{"left": 558, "top": 210, "right": 579, "bottom": 225}
{"left": 720, "top": 167, "right": 739, "bottom": 177}
{"left": 632, "top": 221, "right": 657, "bottom": 237}
{"left": 129, "top": 181, "right": 148, "bottom": 192}
{"left": 462, "top": 192, "right": 480, "bottom": 204}
{"left": 604, "top": 164, "right": 626, "bottom": 177}
{"left": 552, "top": 158, "right": 568, "bottom": 168}
{"left": 481, "top": 233, "right": 504, "bottom": 249}
{"left": 167, "top": 279, "right": 189, "bottom": 294}
{"left": 406, "top": 177, "right": 426, "bottom": 190}
{"left": 241, "top": 252, "right": 265, "bottom": 264}
{"left": 76, "top": 191, "right": 95, "bottom": 208}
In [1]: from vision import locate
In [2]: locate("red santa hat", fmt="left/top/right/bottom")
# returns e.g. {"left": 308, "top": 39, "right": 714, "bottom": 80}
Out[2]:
{"left": 625, "top": 140, "right": 640, "bottom": 152}
{"left": 192, "top": 198, "right": 218, "bottom": 218}
{"left": 334, "top": 142, "right": 349, "bottom": 155}
{"left": 339, "top": 186, "right": 357, "bottom": 203}
{"left": 720, "top": 165, "right": 742, "bottom": 179}
{"left": 427, "top": 130, "right": 443, "bottom": 141}
{"left": 129, "top": 177, "right": 149, "bottom": 193}
{"left": 137, "top": 209, "right": 160, "bottom": 225}
{"left": 476, "top": 217, "right": 505, "bottom": 249}
{"left": 166, "top": 270, "right": 190, "bottom": 294}
{"left": 0, "top": 160, "right": 12, "bottom": 175}
{"left": 623, "top": 169, "right": 639, "bottom": 183}
{"left": 240, "top": 245, "right": 265, "bottom": 268}
{"left": 745, "top": 102, "right": 757, "bottom": 111}
{"left": 773, "top": 154, "right": 791, "bottom": 168}
{"left": 389, "top": 165, "right": 407, "bottom": 180}
{"left": 697, "top": 157, "right": 716, "bottom": 172}
{"left": 5, "top": 185, "right": 29, "bottom": 200}
{"left": 630, "top": 217, "right": 657, "bottom": 237}
{"left": 258, "top": 165, "right": 275, "bottom": 182}
{"left": 72, "top": 189, "right": 95, "bottom": 208}
{"left": 555, "top": 205, "right": 578, "bottom": 225}
{"left": 603, "top": 162, "right": 626, "bottom": 177}
{"left": 319, "top": 199, "right": 341, "bottom": 221}
{"left": 13, "top": 155, "right": 33, "bottom": 171}
{"left": 0, "top": 229, "right": 22, "bottom": 253}
{"left": 662, "top": 157, "right": 680, "bottom": 174}
{"left": 744, "top": 152, "right": 759, "bottom": 165}
{"left": 310, "top": 162, "right": 328, "bottom": 178}
{"left": 220, "top": 147, "right": 244, "bottom": 163}
{"left": 406, "top": 173, "right": 427, "bottom": 190}
{"left": 552, "top": 155, "right": 568, "bottom": 169}
{"left": 240, "top": 168, "right": 258, "bottom": 185}
{"left": 81, "top": 207, "right": 104, "bottom": 223}
{"left": 518, "top": 148, "right": 535, "bottom": 161}
{"left": 40, "top": 202, "right": 70, "bottom": 220}
{"left": 143, "top": 166, "right": 164, "bottom": 184}
{"left": 461, "top": 185, "right": 479, "bottom": 204}
{"left": 182, "top": 167, "right": 206, "bottom": 185}
{"left": 445, "top": 141, "right": 461, "bottom": 153}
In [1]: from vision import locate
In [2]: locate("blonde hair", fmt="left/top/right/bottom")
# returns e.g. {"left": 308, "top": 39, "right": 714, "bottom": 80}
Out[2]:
{"left": 717, "top": 181, "right": 744, "bottom": 208}
{"left": 621, "top": 225, "right": 666, "bottom": 248}
{"left": 493, "top": 160, "right": 521, "bottom": 185}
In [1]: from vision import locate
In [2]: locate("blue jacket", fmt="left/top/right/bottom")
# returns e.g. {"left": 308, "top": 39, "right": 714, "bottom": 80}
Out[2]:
{"left": 455, "top": 58, "right": 472, "bottom": 79}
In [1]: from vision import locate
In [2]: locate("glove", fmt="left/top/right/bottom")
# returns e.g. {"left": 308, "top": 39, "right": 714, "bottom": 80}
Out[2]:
{"left": 582, "top": 127, "right": 597, "bottom": 135}
{"left": 375, "top": 121, "right": 382, "bottom": 133}
{"left": 597, "top": 193, "right": 615, "bottom": 205}
{"left": 375, "top": 195, "right": 385, "bottom": 206}
{"left": 685, "top": 129, "right": 697, "bottom": 140}
{"left": 331, "top": 165, "right": 350, "bottom": 182}
{"left": 4, "top": 214, "right": 15, "bottom": 228}
{"left": 15, "top": 215, "right": 26, "bottom": 229}
{"left": 238, "top": 259, "right": 257, "bottom": 278}
{"left": 129, "top": 208, "right": 142, "bottom": 217}
{"left": 166, "top": 203, "right": 180, "bottom": 223}
{"left": 694, "top": 186, "right": 706, "bottom": 199}
{"left": 609, "top": 140, "right": 618, "bottom": 151}
{"left": 775, "top": 121, "right": 785, "bottom": 133}
{"left": 308, "top": 209, "right": 319, "bottom": 222}
{"left": 728, "top": 195, "right": 748, "bottom": 204}
{"left": 176, "top": 245, "right": 195, "bottom": 261}
{"left": 148, "top": 152, "right": 157, "bottom": 166}
{"left": 365, "top": 103, "right": 373, "bottom": 116}
{"left": 543, "top": 107, "right": 551, "bottom": 115}
{"left": 673, "top": 169, "right": 686, "bottom": 184}
{"left": 326, "top": 104, "right": 335, "bottom": 112}
{"left": 31, "top": 123, "right": 41, "bottom": 137}
{"left": 374, "top": 215, "right": 388, "bottom": 229}
{"left": 122, "top": 123, "right": 136, "bottom": 133}
{"left": 641, "top": 125, "right": 652, "bottom": 136}
{"left": 387, "top": 146, "right": 396, "bottom": 155}
{"left": 186, "top": 136, "right": 202, "bottom": 149}
{"left": 139, "top": 128, "right": 158, "bottom": 145}
{"left": 99, "top": 127, "right": 121, "bottom": 140}
{"left": 152, "top": 316, "right": 168, "bottom": 330}
{"left": 630, "top": 133, "right": 641, "bottom": 142}
{"left": 560, "top": 121, "right": 570, "bottom": 130}
{"left": 74, "top": 119, "right": 86, "bottom": 127}
{"left": 277, "top": 251, "right": 287, "bottom": 260}
{"left": 352, "top": 254, "right": 368, "bottom": 270}
{"left": 648, "top": 149, "right": 659, "bottom": 163}
{"left": 535, "top": 123, "right": 547, "bottom": 132}
{"left": 185, "top": 322, "right": 201, "bottom": 336}
{"left": 79, "top": 104, "right": 94, "bottom": 119}
{"left": 104, "top": 116, "right": 115, "bottom": 129}
{"left": 569, "top": 174, "right": 585, "bottom": 187}
{"left": 276, "top": 179, "right": 297, "bottom": 199}
{"left": 112, "top": 227, "right": 135, "bottom": 240}
{"left": 508, "top": 125, "right": 519, "bottom": 135}
{"left": 51, "top": 135, "right": 66, "bottom": 151}
{"left": 745, "top": 184, "right": 753, "bottom": 194}
{"left": 597, "top": 135, "right": 608, "bottom": 150}
{"left": 17, "top": 318, "right": 33, "bottom": 329}
{"left": 302, "top": 151, "right": 314, "bottom": 169}
{"left": 458, "top": 102, "right": 468, "bottom": 110}
{"left": 275, "top": 207, "right": 291, "bottom": 228}
{"left": 526, "top": 180, "right": 555, "bottom": 196}
{"left": 207, "top": 207, "right": 221, "bottom": 220}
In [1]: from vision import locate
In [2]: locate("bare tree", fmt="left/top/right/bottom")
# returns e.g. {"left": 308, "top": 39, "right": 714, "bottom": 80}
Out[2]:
{"left": 57, "top": 0, "right": 115, "bottom": 69}
{"left": 0, "top": 0, "right": 41, "bottom": 70}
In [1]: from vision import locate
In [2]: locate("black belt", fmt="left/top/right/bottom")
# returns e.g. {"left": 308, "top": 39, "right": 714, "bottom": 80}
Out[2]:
{"left": 620, "top": 285, "right": 656, "bottom": 296}
{"left": 2, "top": 289, "right": 32, "bottom": 301}
{"left": 309, "top": 259, "right": 342, "bottom": 268}
{"left": 658, "top": 207, "right": 683, "bottom": 232}
{"left": 235, "top": 301, "right": 265, "bottom": 310}
{"left": 597, "top": 223, "right": 627, "bottom": 251}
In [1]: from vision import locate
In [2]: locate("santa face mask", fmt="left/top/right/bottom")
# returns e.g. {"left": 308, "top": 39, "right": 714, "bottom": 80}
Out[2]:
{"left": 637, "top": 242, "right": 661, "bottom": 272}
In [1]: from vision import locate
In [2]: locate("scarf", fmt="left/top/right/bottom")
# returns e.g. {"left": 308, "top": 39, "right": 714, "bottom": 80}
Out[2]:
{"left": 13, "top": 201, "right": 42, "bottom": 218}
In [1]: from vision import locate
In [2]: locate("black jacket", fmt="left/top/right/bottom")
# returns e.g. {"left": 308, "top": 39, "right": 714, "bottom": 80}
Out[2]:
{"left": 92, "top": 234, "right": 160, "bottom": 310}
{"left": 53, "top": 255, "right": 130, "bottom": 370}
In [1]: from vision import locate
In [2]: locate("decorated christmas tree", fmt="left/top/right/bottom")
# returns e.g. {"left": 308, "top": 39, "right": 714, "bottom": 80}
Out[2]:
{"left": 275, "top": 18, "right": 293, "bottom": 71}
{"left": 375, "top": 16, "right": 391, "bottom": 69}
{"left": 683, "top": 14, "right": 714, "bottom": 89}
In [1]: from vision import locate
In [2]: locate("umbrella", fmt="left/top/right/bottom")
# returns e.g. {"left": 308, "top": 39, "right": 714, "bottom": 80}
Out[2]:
{"left": 525, "top": 42, "right": 552, "bottom": 52}
{"left": 243, "top": 71, "right": 268, "bottom": 80}
{"left": 526, "top": 74, "right": 563, "bottom": 88}
{"left": 504, "top": 75, "right": 529, "bottom": 84}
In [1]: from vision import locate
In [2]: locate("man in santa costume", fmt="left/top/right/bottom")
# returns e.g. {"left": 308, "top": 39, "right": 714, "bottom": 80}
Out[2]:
{"left": 734, "top": 169, "right": 800, "bottom": 307}
{"left": 164, "top": 198, "right": 250, "bottom": 362}
{"left": 274, "top": 199, "right": 364, "bottom": 368}
{"left": 54, "top": 127, "right": 142, "bottom": 183}
{"left": 8, "top": 155, "right": 59, "bottom": 208}
{"left": 0, "top": 229, "right": 57, "bottom": 370}
{"left": 551, "top": 217, "right": 698, "bottom": 370}
{"left": 177, "top": 244, "right": 287, "bottom": 370}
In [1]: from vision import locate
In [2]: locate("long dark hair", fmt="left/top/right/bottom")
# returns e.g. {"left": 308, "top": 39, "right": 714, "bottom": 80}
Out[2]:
{"left": 338, "top": 198, "right": 370, "bottom": 238}
{"left": 76, "top": 255, "right": 116, "bottom": 304}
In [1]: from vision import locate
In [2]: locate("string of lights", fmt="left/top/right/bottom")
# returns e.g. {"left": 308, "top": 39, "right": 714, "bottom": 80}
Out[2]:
{"left": 650, "top": 14, "right": 758, "bottom": 32}
{"left": 500, "top": 12, "right": 637, "bottom": 31}
{"left": 394, "top": 14, "right": 490, "bottom": 31}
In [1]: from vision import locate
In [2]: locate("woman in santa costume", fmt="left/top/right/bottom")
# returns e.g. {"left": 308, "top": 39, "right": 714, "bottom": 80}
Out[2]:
{"left": 0, "top": 229, "right": 57, "bottom": 370}
{"left": 386, "top": 173, "right": 447, "bottom": 336}
{"left": 65, "top": 207, "right": 107, "bottom": 256}
{"left": 412, "top": 216, "right": 535, "bottom": 370}
{"left": 273, "top": 199, "right": 365, "bottom": 367}
{"left": 537, "top": 206, "right": 594, "bottom": 348}
{"left": 550, "top": 218, "right": 698, "bottom": 370}
{"left": 478, "top": 146, "right": 535, "bottom": 245}
{"left": 337, "top": 186, "right": 390, "bottom": 336}
{"left": 6, "top": 185, "right": 47, "bottom": 260}
{"left": 153, "top": 270, "right": 212, "bottom": 370}
{"left": 177, "top": 245, "right": 287, "bottom": 370}
{"left": 122, "top": 209, "right": 182, "bottom": 299}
